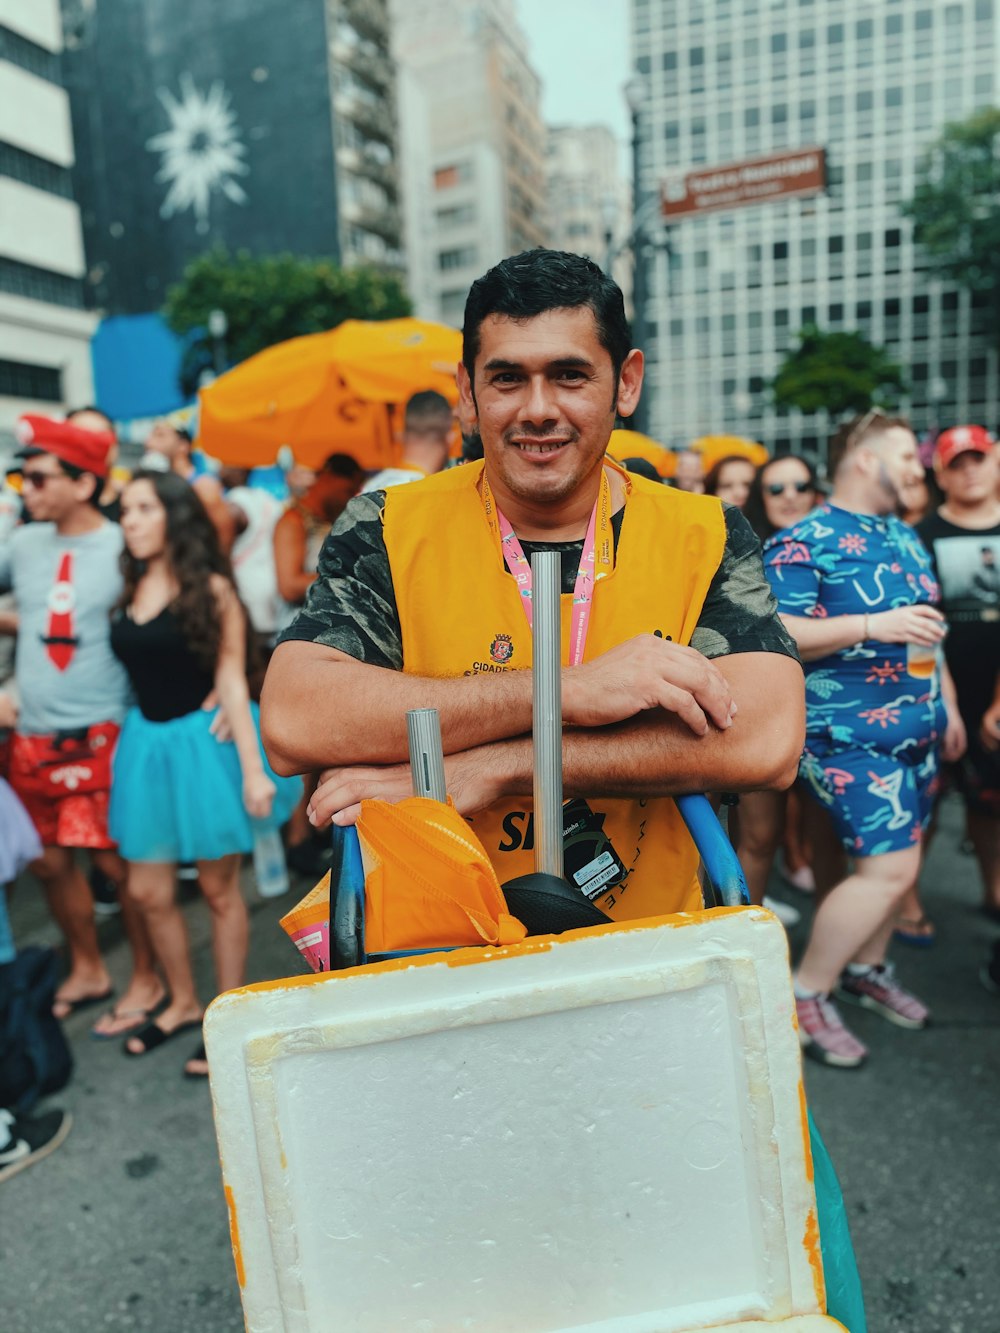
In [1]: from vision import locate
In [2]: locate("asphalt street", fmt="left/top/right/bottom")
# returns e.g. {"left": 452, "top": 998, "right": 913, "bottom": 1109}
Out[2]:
{"left": 3, "top": 792, "right": 999, "bottom": 1333}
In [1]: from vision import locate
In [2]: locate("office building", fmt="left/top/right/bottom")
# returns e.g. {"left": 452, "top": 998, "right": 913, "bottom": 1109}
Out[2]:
{"left": 546, "top": 124, "right": 632, "bottom": 306}
{"left": 630, "top": 0, "right": 999, "bottom": 454}
{"left": 0, "top": 0, "right": 97, "bottom": 440}
{"left": 391, "top": 0, "right": 547, "bottom": 327}
{"left": 60, "top": 0, "right": 404, "bottom": 315}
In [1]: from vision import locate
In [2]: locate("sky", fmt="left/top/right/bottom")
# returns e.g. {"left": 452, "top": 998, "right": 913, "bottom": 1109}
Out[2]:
{"left": 513, "top": 1, "right": 632, "bottom": 145}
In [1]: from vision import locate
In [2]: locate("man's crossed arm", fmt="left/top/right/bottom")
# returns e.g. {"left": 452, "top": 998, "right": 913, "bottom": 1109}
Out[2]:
{"left": 262, "top": 636, "right": 805, "bottom": 827}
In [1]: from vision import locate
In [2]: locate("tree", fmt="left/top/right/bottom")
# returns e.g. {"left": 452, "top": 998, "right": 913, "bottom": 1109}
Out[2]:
{"left": 163, "top": 248, "right": 412, "bottom": 391}
{"left": 902, "top": 107, "right": 1000, "bottom": 347}
{"left": 771, "top": 325, "right": 907, "bottom": 420}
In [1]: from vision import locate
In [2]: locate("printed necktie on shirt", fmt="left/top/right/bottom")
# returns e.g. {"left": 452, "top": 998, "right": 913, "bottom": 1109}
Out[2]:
{"left": 42, "top": 551, "right": 78, "bottom": 671}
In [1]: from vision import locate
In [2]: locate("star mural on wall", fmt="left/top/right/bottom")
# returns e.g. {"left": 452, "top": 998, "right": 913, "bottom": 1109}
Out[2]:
{"left": 146, "top": 73, "right": 249, "bottom": 233}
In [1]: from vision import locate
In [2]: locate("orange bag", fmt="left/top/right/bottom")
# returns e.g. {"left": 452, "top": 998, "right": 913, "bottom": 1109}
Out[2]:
{"left": 356, "top": 796, "right": 526, "bottom": 954}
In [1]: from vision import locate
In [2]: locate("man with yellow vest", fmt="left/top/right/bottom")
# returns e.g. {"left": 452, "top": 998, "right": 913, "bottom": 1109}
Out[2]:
{"left": 262, "top": 249, "right": 805, "bottom": 921}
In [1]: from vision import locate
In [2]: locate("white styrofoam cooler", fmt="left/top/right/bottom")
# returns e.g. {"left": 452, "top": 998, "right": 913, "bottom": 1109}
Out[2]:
{"left": 205, "top": 908, "right": 845, "bottom": 1332}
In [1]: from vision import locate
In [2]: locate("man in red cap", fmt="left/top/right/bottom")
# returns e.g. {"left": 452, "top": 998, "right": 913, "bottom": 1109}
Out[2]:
{"left": 917, "top": 425, "right": 1000, "bottom": 922}
{"left": 0, "top": 416, "right": 161, "bottom": 1033}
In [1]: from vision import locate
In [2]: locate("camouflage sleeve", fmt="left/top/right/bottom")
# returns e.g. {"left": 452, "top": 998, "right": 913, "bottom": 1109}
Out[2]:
{"left": 276, "top": 491, "right": 403, "bottom": 670}
{"left": 690, "top": 506, "right": 800, "bottom": 662}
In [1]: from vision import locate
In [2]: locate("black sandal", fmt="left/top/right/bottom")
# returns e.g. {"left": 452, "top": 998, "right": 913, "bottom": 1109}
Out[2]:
{"left": 123, "top": 1018, "right": 202, "bottom": 1057}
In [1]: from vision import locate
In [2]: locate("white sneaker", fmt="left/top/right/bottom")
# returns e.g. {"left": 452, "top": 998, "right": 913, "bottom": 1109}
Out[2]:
{"left": 782, "top": 863, "right": 816, "bottom": 894}
{"left": 763, "top": 895, "right": 802, "bottom": 928}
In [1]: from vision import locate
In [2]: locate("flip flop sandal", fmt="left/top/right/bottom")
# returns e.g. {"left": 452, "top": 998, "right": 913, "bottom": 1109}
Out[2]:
{"left": 183, "top": 1041, "right": 209, "bottom": 1081}
{"left": 893, "top": 916, "right": 937, "bottom": 947}
{"left": 52, "top": 988, "right": 114, "bottom": 1020}
{"left": 91, "top": 993, "right": 169, "bottom": 1041}
{"left": 123, "top": 1018, "right": 202, "bottom": 1058}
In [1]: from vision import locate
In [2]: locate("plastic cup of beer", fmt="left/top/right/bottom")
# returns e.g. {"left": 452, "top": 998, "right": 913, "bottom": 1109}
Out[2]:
{"left": 906, "top": 641, "right": 938, "bottom": 678}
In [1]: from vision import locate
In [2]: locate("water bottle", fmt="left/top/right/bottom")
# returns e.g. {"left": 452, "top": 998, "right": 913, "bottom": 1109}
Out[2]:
{"left": 253, "top": 827, "right": 289, "bottom": 899}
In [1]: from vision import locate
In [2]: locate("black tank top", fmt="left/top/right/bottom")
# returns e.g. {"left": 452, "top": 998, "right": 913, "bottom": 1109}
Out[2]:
{"left": 111, "top": 606, "right": 216, "bottom": 722}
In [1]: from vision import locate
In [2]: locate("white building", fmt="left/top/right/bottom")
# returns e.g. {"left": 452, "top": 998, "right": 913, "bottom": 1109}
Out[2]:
{"left": 546, "top": 124, "right": 632, "bottom": 307}
{"left": 630, "top": 0, "right": 1000, "bottom": 456}
{"left": 391, "top": 0, "right": 547, "bottom": 327}
{"left": 0, "top": 0, "right": 97, "bottom": 445}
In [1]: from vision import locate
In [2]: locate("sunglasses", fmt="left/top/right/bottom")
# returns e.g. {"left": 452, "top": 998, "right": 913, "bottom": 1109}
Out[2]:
{"left": 19, "top": 469, "right": 67, "bottom": 490}
{"left": 765, "top": 479, "right": 813, "bottom": 496}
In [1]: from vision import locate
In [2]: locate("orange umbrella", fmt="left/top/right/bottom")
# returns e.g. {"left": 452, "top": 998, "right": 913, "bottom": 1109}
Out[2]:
{"left": 607, "top": 428, "right": 676, "bottom": 478}
{"left": 196, "top": 318, "right": 462, "bottom": 471}
{"left": 689, "top": 434, "right": 769, "bottom": 472}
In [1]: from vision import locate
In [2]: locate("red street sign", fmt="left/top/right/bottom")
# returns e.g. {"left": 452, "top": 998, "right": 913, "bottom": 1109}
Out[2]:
{"left": 661, "top": 146, "right": 827, "bottom": 220}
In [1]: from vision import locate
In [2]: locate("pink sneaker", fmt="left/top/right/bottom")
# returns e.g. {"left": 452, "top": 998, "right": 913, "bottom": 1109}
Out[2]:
{"left": 795, "top": 993, "right": 868, "bottom": 1068}
{"left": 837, "top": 963, "right": 929, "bottom": 1030}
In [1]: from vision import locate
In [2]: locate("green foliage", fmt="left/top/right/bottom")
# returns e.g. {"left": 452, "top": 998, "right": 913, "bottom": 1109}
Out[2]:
{"left": 902, "top": 107, "right": 1000, "bottom": 345}
{"left": 771, "top": 326, "right": 908, "bottom": 419}
{"left": 163, "top": 247, "right": 412, "bottom": 371}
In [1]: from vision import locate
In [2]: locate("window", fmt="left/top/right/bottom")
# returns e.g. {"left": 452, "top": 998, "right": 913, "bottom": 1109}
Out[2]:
{"left": 800, "top": 238, "right": 816, "bottom": 257}
{"left": 772, "top": 103, "right": 788, "bottom": 124}
{"left": 912, "top": 294, "right": 930, "bottom": 315}
{"left": 744, "top": 107, "right": 760, "bottom": 127}
{"left": 942, "top": 291, "right": 959, "bottom": 311}
{"left": 828, "top": 303, "right": 844, "bottom": 322}
{"left": 801, "top": 306, "right": 816, "bottom": 323}
{"left": 856, "top": 18, "right": 874, "bottom": 39}
{"left": 885, "top": 87, "right": 902, "bottom": 108}
{"left": 915, "top": 10, "right": 933, "bottom": 29}
{"left": 435, "top": 203, "right": 475, "bottom": 227}
{"left": 748, "top": 311, "right": 763, "bottom": 329}
{"left": 438, "top": 246, "right": 476, "bottom": 270}
{"left": 827, "top": 23, "right": 844, "bottom": 42}
{"left": 664, "top": 122, "right": 680, "bottom": 141}
{"left": 800, "top": 99, "right": 816, "bottom": 122}
{"left": 689, "top": 46, "right": 704, "bottom": 65}
{"left": 885, "top": 228, "right": 902, "bottom": 248}
{"left": 774, "top": 309, "right": 790, "bottom": 327}
{"left": 0, "top": 142, "right": 74, "bottom": 198}
{"left": 695, "top": 315, "right": 710, "bottom": 333}
{"left": 771, "top": 33, "right": 787, "bottom": 52}
{"left": 0, "top": 357, "right": 62, "bottom": 402}
{"left": 0, "top": 256, "right": 84, "bottom": 308}
{"left": 798, "top": 29, "right": 815, "bottom": 48}
{"left": 884, "top": 298, "right": 901, "bottom": 317}
{"left": 773, "top": 241, "right": 789, "bottom": 259}
{"left": 0, "top": 24, "right": 61, "bottom": 83}
{"left": 669, "top": 318, "right": 684, "bottom": 336}
{"left": 662, "top": 51, "right": 678, "bottom": 70}
{"left": 434, "top": 162, "right": 472, "bottom": 189}
{"left": 886, "top": 14, "right": 903, "bottom": 35}
{"left": 856, "top": 300, "right": 872, "bottom": 319}
{"left": 856, "top": 90, "right": 874, "bottom": 113}
{"left": 828, "top": 236, "right": 843, "bottom": 254}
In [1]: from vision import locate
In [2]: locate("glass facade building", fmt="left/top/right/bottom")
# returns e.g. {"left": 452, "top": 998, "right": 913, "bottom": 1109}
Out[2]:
{"left": 631, "top": 0, "right": 999, "bottom": 457}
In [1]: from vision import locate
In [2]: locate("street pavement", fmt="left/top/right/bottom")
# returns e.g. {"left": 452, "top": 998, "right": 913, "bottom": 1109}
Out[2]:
{"left": 3, "top": 792, "right": 999, "bottom": 1333}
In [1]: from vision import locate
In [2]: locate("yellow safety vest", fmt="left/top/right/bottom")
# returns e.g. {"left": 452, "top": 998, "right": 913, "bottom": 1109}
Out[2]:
{"left": 381, "top": 460, "right": 727, "bottom": 920}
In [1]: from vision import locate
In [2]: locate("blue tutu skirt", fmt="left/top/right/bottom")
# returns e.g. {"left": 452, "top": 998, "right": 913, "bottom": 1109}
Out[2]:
{"left": 109, "top": 703, "right": 300, "bottom": 864}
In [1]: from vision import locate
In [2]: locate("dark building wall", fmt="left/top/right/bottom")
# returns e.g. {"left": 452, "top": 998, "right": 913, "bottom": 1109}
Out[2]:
{"left": 62, "top": 0, "right": 339, "bottom": 314}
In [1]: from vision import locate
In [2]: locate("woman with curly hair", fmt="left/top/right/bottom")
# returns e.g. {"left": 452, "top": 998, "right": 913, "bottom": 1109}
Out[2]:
{"left": 108, "top": 471, "right": 296, "bottom": 1076}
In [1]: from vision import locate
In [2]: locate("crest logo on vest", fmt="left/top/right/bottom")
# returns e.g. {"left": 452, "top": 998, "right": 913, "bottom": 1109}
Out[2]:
{"left": 489, "top": 633, "right": 514, "bottom": 665}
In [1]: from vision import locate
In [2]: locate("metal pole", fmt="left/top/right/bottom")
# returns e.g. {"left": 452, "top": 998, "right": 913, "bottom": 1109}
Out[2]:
{"left": 530, "top": 551, "right": 564, "bottom": 879}
{"left": 406, "top": 708, "right": 447, "bottom": 803}
{"left": 630, "top": 107, "right": 649, "bottom": 436}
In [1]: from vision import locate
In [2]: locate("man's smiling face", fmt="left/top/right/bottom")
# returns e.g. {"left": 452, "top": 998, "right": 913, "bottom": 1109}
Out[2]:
{"left": 459, "top": 306, "right": 642, "bottom": 515}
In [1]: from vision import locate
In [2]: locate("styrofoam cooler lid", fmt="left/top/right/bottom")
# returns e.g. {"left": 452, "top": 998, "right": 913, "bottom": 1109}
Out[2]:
{"left": 206, "top": 909, "right": 845, "bottom": 1332}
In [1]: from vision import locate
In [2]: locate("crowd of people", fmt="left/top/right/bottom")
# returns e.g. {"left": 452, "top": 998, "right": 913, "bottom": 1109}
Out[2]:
{"left": 0, "top": 251, "right": 997, "bottom": 1218}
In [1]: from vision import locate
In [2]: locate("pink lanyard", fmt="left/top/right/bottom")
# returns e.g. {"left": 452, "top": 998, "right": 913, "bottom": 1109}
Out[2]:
{"left": 481, "top": 468, "right": 614, "bottom": 666}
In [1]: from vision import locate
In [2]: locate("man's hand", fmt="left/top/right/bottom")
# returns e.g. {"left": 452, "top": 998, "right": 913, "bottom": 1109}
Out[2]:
{"left": 980, "top": 699, "right": 1000, "bottom": 754}
{"left": 870, "top": 605, "right": 946, "bottom": 646}
{"left": 0, "top": 691, "right": 17, "bottom": 730}
{"left": 308, "top": 748, "right": 510, "bottom": 828}
{"left": 562, "top": 635, "right": 736, "bottom": 735}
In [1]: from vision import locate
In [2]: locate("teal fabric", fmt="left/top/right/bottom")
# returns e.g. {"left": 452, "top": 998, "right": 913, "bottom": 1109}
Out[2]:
{"left": 809, "top": 1111, "right": 867, "bottom": 1332}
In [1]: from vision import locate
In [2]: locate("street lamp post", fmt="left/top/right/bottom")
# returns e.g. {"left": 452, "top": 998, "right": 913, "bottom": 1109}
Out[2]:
{"left": 624, "top": 74, "right": 649, "bottom": 436}
{"left": 208, "top": 308, "right": 228, "bottom": 377}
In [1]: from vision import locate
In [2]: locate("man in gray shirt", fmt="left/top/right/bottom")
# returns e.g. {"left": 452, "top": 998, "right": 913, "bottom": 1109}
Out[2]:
{"left": 0, "top": 416, "right": 160, "bottom": 1034}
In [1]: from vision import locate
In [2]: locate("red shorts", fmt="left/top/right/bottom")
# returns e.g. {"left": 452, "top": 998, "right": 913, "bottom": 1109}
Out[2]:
{"left": 8, "top": 723, "right": 120, "bottom": 850}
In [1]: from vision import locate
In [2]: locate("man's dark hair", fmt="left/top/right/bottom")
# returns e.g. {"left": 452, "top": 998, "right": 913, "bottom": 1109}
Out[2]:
{"left": 52, "top": 457, "right": 102, "bottom": 509}
{"left": 319, "top": 452, "right": 363, "bottom": 478}
{"left": 405, "top": 390, "right": 452, "bottom": 433}
{"left": 462, "top": 249, "right": 632, "bottom": 388}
